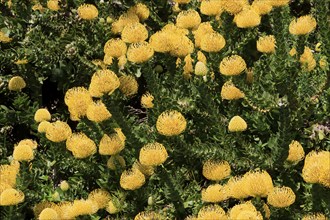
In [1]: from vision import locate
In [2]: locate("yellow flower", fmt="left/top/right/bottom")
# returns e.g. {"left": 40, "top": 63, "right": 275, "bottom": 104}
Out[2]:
{"left": 257, "top": 35, "right": 276, "bottom": 53}
{"left": 202, "top": 160, "right": 231, "bottom": 181}
{"left": 104, "top": 38, "right": 127, "bottom": 58}
{"left": 66, "top": 133, "right": 96, "bottom": 159}
{"left": 192, "top": 22, "right": 214, "bottom": 48}
{"left": 139, "top": 142, "right": 168, "bottom": 166}
{"left": 183, "top": 54, "right": 194, "bottom": 76}
{"left": 86, "top": 101, "right": 112, "bottom": 123}
{"left": 88, "top": 189, "right": 111, "bottom": 209}
{"left": 300, "top": 47, "right": 316, "bottom": 71}
{"left": 289, "top": 15, "right": 317, "bottom": 35}
{"left": 70, "top": 199, "right": 98, "bottom": 217}
{"left": 267, "top": 186, "right": 295, "bottom": 208}
{"left": 289, "top": 47, "right": 297, "bottom": 56}
{"left": 103, "top": 53, "right": 113, "bottom": 65}
{"left": 39, "top": 208, "right": 58, "bottom": 220}
{"left": 47, "top": 0, "right": 60, "bottom": 11}
{"left": 156, "top": 110, "right": 187, "bottom": 136}
{"left": 242, "top": 170, "right": 274, "bottom": 197}
{"left": 221, "top": 81, "right": 245, "bottom": 100}
{"left": 8, "top": 76, "right": 26, "bottom": 91}
{"left": 229, "top": 201, "right": 262, "bottom": 220}
{"left": 106, "top": 200, "right": 119, "bottom": 214}
{"left": 59, "top": 181, "right": 69, "bottom": 191}
{"left": 38, "top": 121, "right": 51, "bottom": 133}
{"left": 0, "top": 188, "right": 25, "bottom": 206}
{"left": 14, "top": 59, "right": 28, "bottom": 65}
{"left": 32, "top": 3, "right": 44, "bottom": 12}
{"left": 263, "top": 203, "right": 271, "bottom": 219}
{"left": 219, "top": 55, "right": 246, "bottom": 76}
{"left": 302, "top": 213, "right": 327, "bottom": 220}
{"left": 127, "top": 42, "right": 154, "bottom": 63}
{"left": 135, "top": 211, "right": 163, "bottom": 220}
{"left": 197, "top": 51, "right": 207, "bottom": 64}
{"left": 228, "top": 115, "right": 247, "bottom": 132}
{"left": 88, "top": 70, "right": 120, "bottom": 97}
{"left": 286, "top": 140, "right": 305, "bottom": 162}
{"left": 252, "top": 0, "right": 273, "bottom": 15}
{"left": 176, "top": 9, "right": 201, "bottom": 30}
{"left": 200, "top": 32, "right": 226, "bottom": 52}
{"left": 119, "top": 75, "right": 139, "bottom": 97}
{"left": 107, "top": 155, "right": 126, "bottom": 170}
{"left": 132, "top": 161, "right": 155, "bottom": 176}
{"left": 128, "top": 3, "right": 150, "bottom": 21}
{"left": 169, "top": 35, "right": 194, "bottom": 57}
{"left": 34, "top": 108, "right": 51, "bottom": 122}
{"left": 319, "top": 56, "right": 328, "bottom": 70}
{"left": 0, "top": 31, "right": 12, "bottom": 43}
{"left": 0, "top": 164, "right": 19, "bottom": 192}
{"left": 315, "top": 42, "right": 322, "bottom": 52}
{"left": 201, "top": 184, "right": 228, "bottom": 203}
{"left": 64, "top": 87, "right": 93, "bottom": 120}
{"left": 200, "top": 0, "right": 223, "bottom": 16}
{"left": 111, "top": 12, "right": 139, "bottom": 34}
{"left": 194, "top": 61, "right": 208, "bottom": 76}
{"left": 99, "top": 133, "right": 125, "bottom": 155}
{"left": 141, "top": 92, "right": 154, "bottom": 108}
{"left": 234, "top": 7, "right": 261, "bottom": 28}
{"left": 120, "top": 169, "right": 146, "bottom": 190}
{"left": 222, "top": 0, "right": 249, "bottom": 14}
{"left": 121, "top": 22, "right": 148, "bottom": 43}
{"left": 45, "top": 120, "right": 72, "bottom": 142}
{"left": 77, "top": 4, "right": 98, "bottom": 20}
{"left": 13, "top": 144, "right": 34, "bottom": 161}
{"left": 197, "top": 204, "right": 226, "bottom": 219}
{"left": 18, "top": 139, "right": 38, "bottom": 150}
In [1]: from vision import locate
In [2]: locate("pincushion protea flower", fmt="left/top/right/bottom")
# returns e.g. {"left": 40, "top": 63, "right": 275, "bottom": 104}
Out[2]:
{"left": 286, "top": 140, "right": 305, "bottom": 162}
{"left": 289, "top": 15, "right": 317, "bottom": 35}
{"left": 119, "top": 75, "right": 139, "bottom": 97}
{"left": 66, "top": 133, "right": 97, "bottom": 159}
{"left": 228, "top": 116, "right": 247, "bottom": 132}
{"left": 0, "top": 188, "right": 25, "bottom": 206}
{"left": 141, "top": 92, "right": 154, "bottom": 108}
{"left": 120, "top": 168, "right": 146, "bottom": 190}
{"left": 197, "top": 204, "right": 226, "bottom": 220}
{"left": 201, "top": 184, "right": 228, "bottom": 203}
{"left": 257, "top": 35, "right": 276, "bottom": 53}
{"left": 139, "top": 142, "right": 168, "bottom": 166}
{"left": 267, "top": 186, "right": 296, "bottom": 208}
{"left": 219, "top": 55, "right": 246, "bottom": 76}
{"left": 156, "top": 110, "right": 187, "bottom": 136}
{"left": 77, "top": 4, "right": 98, "bottom": 20}
{"left": 34, "top": 108, "right": 51, "bottom": 122}
{"left": 8, "top": 76, "right": 26, "bottom": 91}
{"left": 39, "top": 208, "right": 58, "bottom": 220}
{"left": 229, "top": 201, "right": 262, "bottom": 220}
{"left": 121, "top": 23, "right": 148, "bottom": 43}
{"left": 88, "top": 189, "right": 111, "bottom": 209}
{"left": 202, "top": 160, "right": 231, "bottom": 181}
{"left": 104, "top": 38, "right": 127, "bottom": 58}
{"left": 176, "top": 9, "right": 201, "bottom": 30}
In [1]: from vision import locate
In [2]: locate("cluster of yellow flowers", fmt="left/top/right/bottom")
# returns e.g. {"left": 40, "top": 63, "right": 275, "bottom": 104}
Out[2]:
{"left": 33, "top": 188, "right": 121, "bottom": 219}
{"left": 302, "top": 150, "right": 330, "bottom": 188}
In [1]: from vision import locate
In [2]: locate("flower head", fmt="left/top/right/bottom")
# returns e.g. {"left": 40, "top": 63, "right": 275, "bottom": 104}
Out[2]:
{"left": 198, "top": 204, "right": 226, "bottom": 219}
{"left": 257, "top": 35, "right": 276, "bottom": 53}
{"left": 38, "top": 121, "right": 51, "bottom": 133}
{"left": 60, "top": 181, "right": 69, "bottom": 191}
{"left": 18, "top": 139, "right": 37, "bottom": 149}
{"left": 229, "top": 201, "right": 263, "bottom": 220}
{"left": 120, "top": 169, "right": 146, "bottom": 190}
{"left": 8, "top": 76, "right": 26, "bottom": 91}
{"left": 111, "top": 12, "right": 139, "bottom": 34}
{"left": 139, "top": 142, "right": 168, "bottom": 166}
{"left": 121, "top": 23, "right": 148, "bottom": 43}
{"left": 300, "top": 47, "right": 316, "bottom": 71}
{"left": 132, "top": 161, "right": 155, "bottom": 176}
{"left": 99, "top": 133, "right": 125, "bottom": 155}
{"left": 0, "top": 31, "right": 12, "bottom": 43}
{"left": 202, "top": 160, "right": 231, "bottom": 181}
{"left": 156, "top": 110, "right": 187, "bottom": 136}
{"left": 201, "top": 184, "right": 228, "bottom": 203}
{"left": 268, "top": 186, "right": 296, "bottom": 208}
{"left": 88, "top": 189, "right": 111, "bottom": 209}
{"left": 70, "top": 199, "right": 98, "bottom": 217}
{"left": 176, "top": 9, "right": 201, "bottom": 29}
{"left": 104, "top": 38, "right": 127, "bottom": 58}
{"left": 200, "top": 32, "right": 226, "bottom": 53}
{"left": 64, "top": 87, "right": 93, "bottom": 120}
{"left": 34, "top": 108, "right": 51, "bottom": 122}
{"left": 228, "top": 116, "right": 247, "bottom": 132}
{"left": 106, "top": 200, "right": 119, "bottom": 214}
{"left": 242, "top": 170, "right": 274, "bottom": 197}
{"left": 119, "top": 75, "right": 139, "bottom": 97}
{"left": 13, "top": 144, "right": 34, "bottom": 161}
{"left": 45, "top": 121, "right": 72, "bottom": 142}
{"left": 39, "top": 208, "right": 58, "bottom": 220}
{"left": 135, "top": 211, "right": 163, "bottom": 220}
{"left": 86, "top": 101, "right": 112, "bottom": 123}
{"left": 66, "top": 133, "right": 97, "bottom": 159}
{"left": 289, "top": 15, "right": 317, "bottom": 35}
{"left": 219, "top": 55, "right": 246, "bottom": 76}
{"left": 47, "top": 0, "right": 60, "bottom": 11}
{"left": 0, "top": 188, "right": 25, "bottom": 206}
{"left": 286, "top": 140, "right": 305, "bottom": 162}
{"left": 129, "top": 3, "right": 150, "bottom": 21}
{"left": 0, "top": 164, "right": 19, "bottom": 191}
{"left": 107, "top": 155, "right": 126, "bottom": 170}
{"left": 77, "top": 4, "right": 98, "bottom": 20}
{"left": 302, "top": 213, "right": 327, "bottom": 220}
{"left": 226, "top": 176, "right": 251, "bottom": 199}
{"left": 200, "top": 0, "right": 223, "bottom": 16}
{"left": 234, "top": 7, "right": 261, "bottom": 28}
{"left": 221, "top": 81, "right": 245, "bottom": 100}
{"left": 192, "top": 22, "right": 214, "bottom": 48}
{"left": 88, "top": 70, "right": 120, "bottom": 97}
{"left": 127, "top": 42, "right": 154, "bottom": 63}
{"left": 195, "top": 61, "right": 208, "bottom": 76}
{"left": 141, "top": 92, "right": 154, "bottom": 108}
{"left": 252, "top": 1, "right": 273, "bottom": 15}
